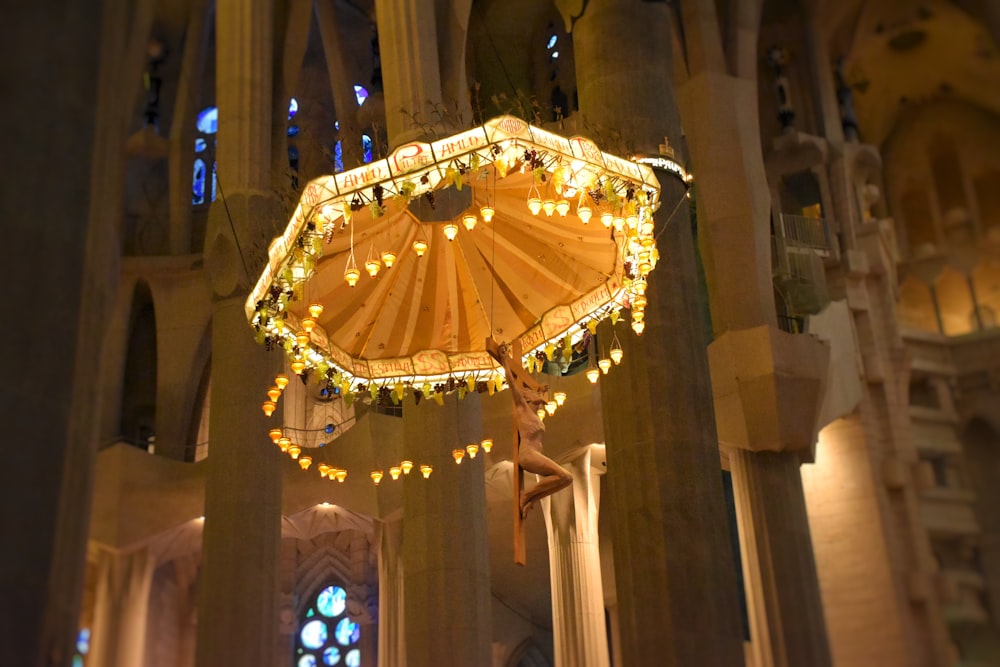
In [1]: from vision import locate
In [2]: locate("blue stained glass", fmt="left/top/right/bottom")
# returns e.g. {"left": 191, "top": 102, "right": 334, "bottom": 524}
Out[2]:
{"left": 76, "top": 628, "right": 90, "bottom": 655}
{"left": 325, "top": 423, "right": 334, "bottom": 433}
{"left": 546, "top": 35, "right": 557, "bottom": 49}
{"left": 192, "top": 158, "right": 206, "bottom": 205}
{"left": 323, "top": 647, "right": 341, "bottom": 665}
{"left": 72, "top": 656, "right": 83, "bottom": 667}
{"left": 317, "top": 586, "right": 347, "bottom": 618}
{"left": 288, "top": 125, "right": 300, "bottom": 137}
{"left": 551, "top": 51, "right": 559, "bottom": 59}
{"left": 335, "top": 120, "right": 340, "bottom": 130}
{"left": 210, "top": 161, "right": 217, "bottom": 202}
{"left": 300, "top": 620, "right": 328, "bottom": 649}
{"left": 345, "top": 649, "right": 361, "bottom": 667}
{"left": 288, "top": 97, "right": 299, "bottom": 120}
{"left": 298, "top": 655, "right": 317, "bottom": 667}
{"left": 354, "top": 85, "right": 368, "bottom": 106}
{"left": 362, "top": 135, "right": 372, "bottom": 164}
{"left": 194, "top": 138, "right": 206, "bottom": 153}
{"left": 334, "top": 618, "right": 359, "bottom": 646}
{"left": 334, "top": 141, "right": 344, "bottom": 173}
{"left": 196, "top": 106, "right": 218, "bottom": 134}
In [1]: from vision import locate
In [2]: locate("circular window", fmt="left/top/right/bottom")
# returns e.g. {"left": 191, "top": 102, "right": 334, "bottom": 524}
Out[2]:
{"left": 294, "top": 584, "right": 362, "bottom": 667}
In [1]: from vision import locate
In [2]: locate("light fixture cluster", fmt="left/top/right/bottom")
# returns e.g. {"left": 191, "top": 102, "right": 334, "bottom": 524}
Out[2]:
{"left": 261, "top": 373, "right": 290, "bottom": 417}
{"left": 371, "top": 460, "right": 433, "bottom": 485}
{"left": 451, "top": 438, "right": 493, "bottom": 464}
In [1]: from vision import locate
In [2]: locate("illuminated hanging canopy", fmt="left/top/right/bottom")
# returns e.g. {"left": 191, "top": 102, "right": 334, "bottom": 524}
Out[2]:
{"left": 246, "top": 116, "right": 678, "bottom": 391}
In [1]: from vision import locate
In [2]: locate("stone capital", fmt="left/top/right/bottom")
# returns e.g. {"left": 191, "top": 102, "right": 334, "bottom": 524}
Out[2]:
{"left": 708, "top": 324, "right": 830, "bottom": 457}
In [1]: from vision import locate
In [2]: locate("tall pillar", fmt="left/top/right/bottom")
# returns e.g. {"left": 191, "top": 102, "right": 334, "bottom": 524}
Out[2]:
{"left": 401, "top": 394, "right": 491, "bottom": 667}
{"left": 373, "top": 0, "right": 443, "bottom": 147}
{"left": 730, "top": 449, "right": 832, "bottom": 667}
{"left": 88, "top": 548, "right": 155, "bottom": 667}
{"left": 674, "top": 4, "right": 835, "bottom": 665}
{"left": 195, "top": 1, "right": 283, "bottom": 665}
{"left": 376, "top": 518, "right": 405, "bottom": 667}
{"left": 540, "top": 445, "right": 610, "bottom": 667}
{"left": 573, "top": 1, "right": 745, "bottom": 664}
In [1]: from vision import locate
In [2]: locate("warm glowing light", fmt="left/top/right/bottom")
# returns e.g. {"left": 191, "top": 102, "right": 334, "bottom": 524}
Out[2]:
{"left": 301, "top": 317, "right": 316, "bottom": 333}
{"left": 296, "top": 331, "right": 310, "bottom": 348}
{"left": 466, "top": 443, "right": 479, "bottom": 459}
{"left": 287, "top": 444, "right": 301, "bottom": 459}
{"left": 641, "top": 220, "right": 654, "bottom": 235}
{"left": 290, "top": 359, "right": 306, "bottom": 375}
{"left": 365, "top": 258, "right": 381, "bottom": 278}
{"left": 344, "top": 267, "right": 361, "bottom": 287}
{"left": 542, "top": 199, "right": 556, "bottom": 216}
{"left": 481, "top": 438, "right": 493, "bottom": 453}
{"left": 262, "top": 401, "right": 276, "bottom": 417}
{"left": 308, "top": 303, "right": 324, "bottom": 319}
{"left": 443, "top": 223, "right": 459, "bottom": 241}
{"left": 452, "top": 448, "right": 465, "bottom": 464}
{"left": 633, "top": 279, "right": 647, "bottom": 295}
{"left": 586, "top": 368, "right": 600, "bottom": 383}
{"left": 626, "top": 214, "right": 639, "bottom": 229}
{"left": 610, "top": 346, "right": 624, "bottom": 365}
{"left": 269, "top": 428, "right": 283, "bottom": 443}
{"left": 545, "top": 400, "right": 557, "bottom": 416}
{"left": 381, "top": 250, "right": 397, "bottom": 268}
{"left": 371, "top": 470, "right": 384, "bottom": 485}
{"left": 554, "top": 391, "right": 567, "bottom": 406}
{"left": 480, "top": 205, "right": 495, "bottom": 222}
{"left": 633, "top": 294, "right": 648, "bottom": 310}
{"left": 639, "top": 260, "right": 652, "bottom": 276}
{"left": 462, "top": 214, "right": 477, "bottom": 231}
{"left": 299, "top": 456, "right": 312, "bottom": 470}
{"left": 632, "top": 321, "right": 645, "bottom": 334}
{"left": 600, "top": 212, "right": 613, "bottom": 228}
{"left": 413, "top": 238, "right": 428, "bottom": 256}
{"left": 401, "top": 460, "right": 414, "bottom": 475}
{"left": 420, "top": 464, "right": 433, "bottom": 479}
{"left": 598, "top": 358, "right": 612, "bottom": 374}
{"left": 555, "top": 199, "right": 570, "bottom": 216}
{"left": 577, "top": 205, "right": 592, "bottom": 224}
{"left": 278, "top": 436, "right": 291, "bottom": 452}
{"left": 335, "top": 469, "right": 347, "bottom": 482}
{"left": 275, "top": 374, "right": 289, "bottom": 390}
{"left": 613, "top": 217, "right": 625, "bottom": 232}
{"left": 267, "top": 386, "right": 281, "bottom": 402}
{"left": 527, "top": 197, "right": 542, "bottom": 215}
{"left": 537, "top": 408, "right": 547, "bottom": 420}
{"left": 389, "top": 466, "right": 402, "bottom": 480}
{"left": 318, "top": 463, "right": 331, "bottom": 476}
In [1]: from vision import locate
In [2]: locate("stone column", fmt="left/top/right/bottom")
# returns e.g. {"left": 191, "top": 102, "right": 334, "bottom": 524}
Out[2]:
{"left": 730, "top": 449, "right": 831, "bottom": 667}
{"left": 401, "top": 394, "right": 492, "bottom": 667}
{"left": 540, "top": 445, "right": 610, "bottom": 667}
{"left": 674, "top": 4, "right": 835, "bottom": 665}
{"left": 373, "top": 0, "right": 443, "bottom": 147}
{"left": 573, "top": 1, "right": 745, "bottom": 665}
{"left": 376, "top": 518, "right": 405, "bottom": 667}
{"left": 88, "top": 548, "right": 156, "bottom": 667}
{"left": 194, "top": 1, "right": 284, "bottom": 665}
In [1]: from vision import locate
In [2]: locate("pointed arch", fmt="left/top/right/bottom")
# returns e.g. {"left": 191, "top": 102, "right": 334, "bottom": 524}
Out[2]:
{"left": 120, "top": 280, "right": 157, "bottom": 448}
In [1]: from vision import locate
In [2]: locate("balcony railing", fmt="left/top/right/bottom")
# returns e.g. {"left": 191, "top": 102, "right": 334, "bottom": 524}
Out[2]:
{"left": 778, "top": 214, "right": 831, "bottom": 255}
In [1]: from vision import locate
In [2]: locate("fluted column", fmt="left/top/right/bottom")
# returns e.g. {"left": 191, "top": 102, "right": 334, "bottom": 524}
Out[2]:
{"left": 376, "top": 518, "right": 405, "bottom": 667}
{"left": 373, "top": 0, "right": 443, "bottom": 147}
{"left": 541, "top": 445, "right": 610, "bottom": 667}
{"left": 401, "top": 394, "right": 491, "bottom": 667}
{"left": 574, "top": 2, "right": 745, "bottom": 664}
{"left": 195, "top": 1, "right": 283, "bottom": 665}
{"left": 88, "top": 547, "right": 156, "bottom": 667}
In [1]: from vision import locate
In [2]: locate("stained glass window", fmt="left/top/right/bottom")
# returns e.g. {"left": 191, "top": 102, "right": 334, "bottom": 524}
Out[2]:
{"left": 354, "top": 85, "right": 368, "bottom": 106}
{"left": 294, "top": 585, "right": 360, "bottom": 667}
{"left": 193, "top": 106, "right": 218, "bottom": 205}
{"left": 362, "top": 135, "right": 373, "bottom": 164}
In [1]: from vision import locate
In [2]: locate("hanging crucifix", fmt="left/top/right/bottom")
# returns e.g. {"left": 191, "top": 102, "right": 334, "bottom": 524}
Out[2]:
{"left": 487, "top": 337, "right": 573, "bottom": 565}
